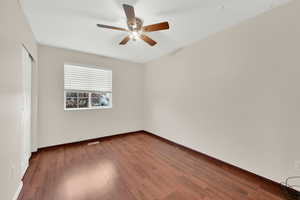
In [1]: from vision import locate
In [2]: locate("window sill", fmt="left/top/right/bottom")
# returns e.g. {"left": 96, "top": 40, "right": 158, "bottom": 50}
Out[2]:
{"left": 64, "top": 106, "right": 112, "bottom": 111}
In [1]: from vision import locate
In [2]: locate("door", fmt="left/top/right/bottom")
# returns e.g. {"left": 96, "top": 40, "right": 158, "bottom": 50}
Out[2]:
{"left": 21, "top": 46, "right": 32, "bottom": 176}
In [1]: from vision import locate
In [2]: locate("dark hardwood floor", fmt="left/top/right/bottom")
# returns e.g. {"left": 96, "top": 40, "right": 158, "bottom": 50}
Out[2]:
{"left": 18, "top": 132, "right": 286, "bottom": 200}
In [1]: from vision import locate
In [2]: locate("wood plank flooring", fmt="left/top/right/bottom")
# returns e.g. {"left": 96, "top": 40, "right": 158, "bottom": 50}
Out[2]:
{"left": 18, "top": 132, "right": 287, "bottom": 200}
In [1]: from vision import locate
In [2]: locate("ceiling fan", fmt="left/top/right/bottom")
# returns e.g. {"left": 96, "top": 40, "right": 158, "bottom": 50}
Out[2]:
{"left": 97, "top": 4, "right": 170, "bottom": 46}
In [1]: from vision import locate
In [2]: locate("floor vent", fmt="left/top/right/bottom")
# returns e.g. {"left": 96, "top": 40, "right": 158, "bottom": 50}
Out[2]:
{"left": 87, "top": 141, "right": 100, "bottom": 146}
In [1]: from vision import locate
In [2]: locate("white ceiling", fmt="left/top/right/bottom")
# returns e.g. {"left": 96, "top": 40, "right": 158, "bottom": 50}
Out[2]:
{"left": 21, "top": 0, "right": 291, "bottom": 63}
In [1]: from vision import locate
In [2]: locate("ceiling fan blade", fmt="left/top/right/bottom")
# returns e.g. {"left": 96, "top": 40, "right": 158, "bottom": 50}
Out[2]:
{"left": 97, "top": 24, "right": 128, "bottom": 32}
{"left": 123, "top": 4, "right": 135, "bottom": 21}
{"left": 143, "top": 22, "right": 170, "bottom": 32}
{"left": 140, "top": 34, "right": 157, "bottom": 46}
{"left": 119, "top": 36, "right": 130, "bottom": 45}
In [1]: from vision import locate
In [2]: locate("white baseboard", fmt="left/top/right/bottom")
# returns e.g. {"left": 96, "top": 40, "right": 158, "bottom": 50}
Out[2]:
{"left": 12, "top": 181, "right": 23, "bottom": 200}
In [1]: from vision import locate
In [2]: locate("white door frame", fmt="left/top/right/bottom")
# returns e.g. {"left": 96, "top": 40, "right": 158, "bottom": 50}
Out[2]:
{"left": 21, "top": 46, "right": 32, "bottom": 177}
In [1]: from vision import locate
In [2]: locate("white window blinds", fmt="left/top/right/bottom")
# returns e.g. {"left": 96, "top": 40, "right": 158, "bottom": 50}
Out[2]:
{"left": 64, "top": 64, "right": 112, "bottom": 92}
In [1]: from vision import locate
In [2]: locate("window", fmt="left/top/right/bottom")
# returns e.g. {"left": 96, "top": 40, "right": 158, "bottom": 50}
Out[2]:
{"left": 64, "top": 64, "right": 112, "bottom": 110}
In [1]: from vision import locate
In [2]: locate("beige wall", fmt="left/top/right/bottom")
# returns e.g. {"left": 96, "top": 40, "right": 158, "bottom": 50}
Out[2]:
{"left": 38, "top": 45, "right": 144, "bottom": 148}
{"left": 144, "top": 0, "right": 300, "bottom": 185}
{"left": 0, "top": 0, "right": 38, "bottom": 199}
{"left": 2, "top": 1, "right": 300, "bottom": 199}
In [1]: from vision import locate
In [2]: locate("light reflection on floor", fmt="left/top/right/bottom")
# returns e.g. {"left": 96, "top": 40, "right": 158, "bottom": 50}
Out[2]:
{"left": 57, "top": 160, "right": 117, "bottom": 199}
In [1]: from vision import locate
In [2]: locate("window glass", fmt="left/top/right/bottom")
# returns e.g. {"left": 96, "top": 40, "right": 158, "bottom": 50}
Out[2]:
{"left": 91, "top": 92, "right": 111, "bottom": 107}
{"left": 91, "top": 93, "right": 101, "bottom": 107}
{"left": 78, "top": 92, "right": 89, "bottom": 108}
{"left": 66, "top": 92, "right": 78, "bottom": 108}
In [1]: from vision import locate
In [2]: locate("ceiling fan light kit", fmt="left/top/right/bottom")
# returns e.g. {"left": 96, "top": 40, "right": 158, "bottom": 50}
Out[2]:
{"left": 97, "top": 4, "right": 170, "bottom": 46}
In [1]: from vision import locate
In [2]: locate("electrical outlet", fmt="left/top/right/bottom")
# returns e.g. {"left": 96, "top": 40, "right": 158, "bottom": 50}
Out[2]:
{"left": 295, "top": 161, "right": 300, "bottom": 170}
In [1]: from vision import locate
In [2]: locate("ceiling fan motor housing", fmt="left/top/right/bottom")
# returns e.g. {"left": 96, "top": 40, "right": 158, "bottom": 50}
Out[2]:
{"left": 127, "top": 17, "right": 143, "bottom": 32}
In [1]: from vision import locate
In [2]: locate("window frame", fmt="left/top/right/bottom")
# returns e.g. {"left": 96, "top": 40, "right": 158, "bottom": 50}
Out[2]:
{"left": 63, "top": 63, "right": 113, "bottom": 111}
